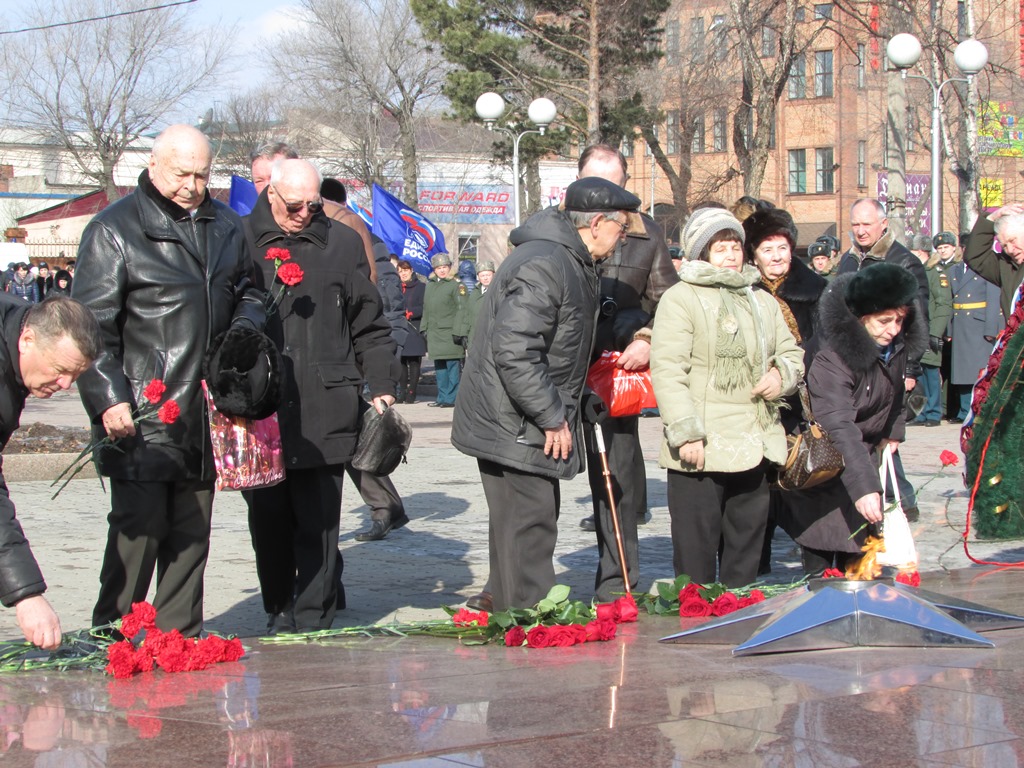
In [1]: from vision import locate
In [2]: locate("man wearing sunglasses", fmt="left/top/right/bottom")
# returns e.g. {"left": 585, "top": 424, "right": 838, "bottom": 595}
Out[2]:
{"left": 242, "top": 159, "right": 398, "bottom": 633}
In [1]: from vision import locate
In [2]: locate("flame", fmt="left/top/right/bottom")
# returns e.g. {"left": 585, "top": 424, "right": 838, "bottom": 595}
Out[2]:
{"left": 844, "top": 536, "right": 886, "bottom": 580}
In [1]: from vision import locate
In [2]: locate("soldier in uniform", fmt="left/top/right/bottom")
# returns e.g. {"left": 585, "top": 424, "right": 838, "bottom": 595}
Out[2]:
{"left": 948, "top": 239, "right": 1004, "bottom": 422}
{"left": 929, "top": 232, "right": 959, "bottom": 419}
{"left": 455, "top": 259, "right": 494, "bottom": 348}
{"left": 909, "top": 235, "right": 952, "bottom": 427}
{"left": 421, "top": 254, "right": 466, "bottom": 407}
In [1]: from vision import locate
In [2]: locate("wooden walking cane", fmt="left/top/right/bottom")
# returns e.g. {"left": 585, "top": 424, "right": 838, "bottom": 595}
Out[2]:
{"left": 593, "top": 422, "right": 632, "bottom": 598}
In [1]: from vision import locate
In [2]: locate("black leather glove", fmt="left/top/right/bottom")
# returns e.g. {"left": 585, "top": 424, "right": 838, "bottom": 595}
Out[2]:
{"left": 929, "top": 335, "right": 943, "bottom": 354}
{"left": 452, "top": 335, "right": 468, "bottom": 348}
{"left": 582, "top": 391, "right": 608, "bottom": 425}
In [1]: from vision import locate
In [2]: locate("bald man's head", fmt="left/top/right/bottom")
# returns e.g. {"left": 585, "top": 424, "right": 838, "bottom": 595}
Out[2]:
{"left": 267, "top": 159, "right": 324, "bottom": 233}
{"left": 148, "top": 124, "right": 213, "bottom": 211}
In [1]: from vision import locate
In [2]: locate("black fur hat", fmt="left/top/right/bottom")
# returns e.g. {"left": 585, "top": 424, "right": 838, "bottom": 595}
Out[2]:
{"left": 742, "top": 207, "right": 798, "bottom": 261}
{"left": 203, "top": 326, "right": 282, "bottom": 419}
{"left": 844, "top": 262, "right": 918, "bottom": 317}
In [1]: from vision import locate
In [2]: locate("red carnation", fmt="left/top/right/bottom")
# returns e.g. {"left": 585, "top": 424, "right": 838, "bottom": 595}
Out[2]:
{"left": 158, "top": 400, "right": 180, "bottom": 425}
{"left": 710, "top": 592, "right": 740, "bottom": 616}
{"left": 896, "top": 570, "right": 921, "bottom": 587}
{"left": 452, "top": 608, "right": 488, "bottom": 627}
{"left": 277, "top": 262, "right": 304, "bottom": 286}
{"left": 822, "top": 568, "right": 844, "bottom": 578}
{"left": 130, "top": 601, "right": 157, "bottom": 629}
{"left": 266, "top": 247, "right": 291, "bottom": 262}
{"left": 142, "top": 379, "right": 166, "bottom": 405}
{"left": 504, "top": 626, "right": 527, "bottom": 647}
{"left": 525, "top": 625, "right": 554, "bottom": 648}
{"left": 119, "top": 612, "right": 144, "bottom": 640}
{"left": 679, "top": 596, "right": 712, "bottom": 617}
{"left": 614, "top": 594, "right": 638, "bottom": 623}
{"left": 940, "top": 450, "right": 959, "bottom": 467}
{"left": 106, "top": 640, "right": 140, "bottom": 679}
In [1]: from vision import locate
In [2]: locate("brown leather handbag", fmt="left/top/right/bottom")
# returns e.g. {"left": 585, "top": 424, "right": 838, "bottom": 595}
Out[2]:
{"left": 773, "top": 380, "right": 845, "bottom": 491}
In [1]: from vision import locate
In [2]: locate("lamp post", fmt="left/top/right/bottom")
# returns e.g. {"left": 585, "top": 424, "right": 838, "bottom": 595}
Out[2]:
{"left": 886, "top": 33, "right": 988, "bottom": 235}
{"left": 474, "top": 92, "right": 558, "bottom": 226}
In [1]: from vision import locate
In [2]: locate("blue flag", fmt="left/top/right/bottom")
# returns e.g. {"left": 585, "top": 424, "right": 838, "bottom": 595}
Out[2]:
{"left": 229, "top": 175, "right": 258, "bottom": 216}
{"left": 371, "top": 183, "right": 446, "bottom": 276}
{"left": 347, "top": 198, "right": 373, "bottom": 229}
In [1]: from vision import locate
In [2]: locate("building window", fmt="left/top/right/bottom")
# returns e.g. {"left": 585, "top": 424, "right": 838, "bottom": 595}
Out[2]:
{"left": 957, "top": 1, "right": 968, "bottom": 39}
{"left": 457, "top": 235, "right": 479, "bottom": 260}
{"left": 814, "top": 3, "right": 833, "bottom": 19}
{"left": 788, "top": 55, "right": 806, "bottom": 99}
{"left": 857, "top": 140, "right": 866, "bottom": 187}
{"left": 665, "top": 19, "right": 679, "bottom": 65}
{"left": 761, "top": 26, "right": 775, "bottom": 57}
{"left": 691, "top": 114, "right": 706, "bottom": 154}
{"left": 712, "top": 15, "right": 727, "bottom": 61}
{"left": 666, "top": 110, "right": 680, "bottom": 155}
{"left": 690, "top": 17, "right": 704, "bottom": 61}
{"left": 857, "top": 43, "right": 866, "bottom": 88}
{"left": 907, "top": 107, "right": 917, "bottom": 152}
{"left": 620, "top": 135, "right": 633, "bottom": 158}
{"left": 712, "top": 108, "right": 727, "bottom": 152}
{"left": 795, "top": 6, "right": 806, "bottom": 22}
{"left": 788, "top": 149, "right": 806, "bottom": 194}
{"left": 816, "top": 147, "right": 835, "bottom": 193}
{"left": 814, "top": 51, "right": 833, "bottom": 97}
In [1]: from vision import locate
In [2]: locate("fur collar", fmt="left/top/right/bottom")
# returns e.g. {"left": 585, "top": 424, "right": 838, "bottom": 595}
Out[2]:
{"left": 850, "top": 227, "right": 896, "bottom": 261}
{"left": 763, "top": 255, "right": 827, "bottom": 304}
{"left": 679, "top": 260, "right": 761, "bottom": 289}
{"left": 816, "top": 273, "right": 929, "bottom": 372}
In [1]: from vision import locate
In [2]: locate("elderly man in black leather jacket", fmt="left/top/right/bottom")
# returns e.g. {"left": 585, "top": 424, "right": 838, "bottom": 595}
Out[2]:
{"left": 0, "top": 295, "right": 99, "bottom": 649}
{"left": 74, "top": 125, "right": 267, "bottom": 637}
{"left": 452, "top": 177, "right": 642, "bottom": 612}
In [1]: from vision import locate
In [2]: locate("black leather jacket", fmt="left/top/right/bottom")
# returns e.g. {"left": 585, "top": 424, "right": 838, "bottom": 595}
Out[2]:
{"left": 0, "top": 295, "right": 46, "bottom": 606}
{"left": 73, "top": 171, "right": 266, "bottom": 480}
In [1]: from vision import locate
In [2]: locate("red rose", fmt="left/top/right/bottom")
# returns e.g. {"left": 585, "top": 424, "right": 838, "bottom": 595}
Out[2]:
{"left": 158, "top": 400, "right": 180, "bottom": 425}
{"left": 711, "top": 592, "right": 740, "bottom": 616}
{"left": 679, "top": 596, "right": 712, "bottom": 617}
{"left": 142, "top": 379, "right": 166, "bottom": 405}
{"left": 266, "top": 247, "right": 291, "bottom": 262}
{"left": 568, "top": 624, "right": 589, "bottom": 644}
{"left": 585, "top": 618, "right": 617, "bottom": 642}
{"left": 504, "top": 626, "right": 527, "bottom": 647}
{"left": 940, "top": 450, "right": 959, "bottom": 467}
{"left": 747, "top": 589, "right": 765, "bottom": 603}
{"left": 614, "top": 594, "right": 638, "bottom": 623}
{"left": 595, "top": 602, "right": 617, "bottom": 622}
{"left": 546, "top": 626, "right": 578, "bottom": 647}
{"left": 679, "top": 583, "right": 702, "bottom": 601}
{"left": 277, "top": 262, "right": 304, "bottom": 286}
{"left": 525, "top": 625, "right": 554, "bottom": 648}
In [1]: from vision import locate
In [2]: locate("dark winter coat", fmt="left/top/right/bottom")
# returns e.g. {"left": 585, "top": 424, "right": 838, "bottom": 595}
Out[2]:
{"left": 50, "top": 270, "right": 72, "bottom": 296}
{"left": 947, "top": 261, "right": 1004, "bottom": 385}
{"left": 921, "top": 262, "right": 953, "bottom": 368}
{"left": 74, "top": 170, "right": 266, "bottom": 481}
{"left": 421, "top": 275, "right": 465, "bottom": 360}
{"left": 374, "top": 244, "right": 408, "bottom": 355}
{"left": 451, "top": 209, "right": 600, "bottom": 480}
{"left": 962, "top": 213, "right": 1024, "bottom": 320}
{"left": 7, "top": 274, "right": 39, "bottom": 304}
{"left": 0, "top": 295, "right": 46, "bottom": 606}
{"left": 244, "top": 192, "right": 398, "bottom": 468}
{"left": 752, "top": 255, "right": 827, "bottom": 433}
{"left": 778, "top": 274, "right": 929, "bottom": 552}
{"left": 400, "top": 278, "right": 427, "bottom": 358}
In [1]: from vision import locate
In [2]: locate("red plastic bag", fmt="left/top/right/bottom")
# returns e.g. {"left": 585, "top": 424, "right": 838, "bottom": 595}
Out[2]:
{"left": 585, "top": 350, "right": 658, "bottom": 417}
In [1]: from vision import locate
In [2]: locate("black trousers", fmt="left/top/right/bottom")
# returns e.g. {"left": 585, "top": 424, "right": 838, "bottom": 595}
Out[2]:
{"left": 245, "top": 465, "right": 345, "bottom": 630}
{"left": 666, "top": 465, "right": 769, "bottom": 588}
{"left": 93, "top": 479, "right": 214, "bottom": 637}
{"left": 346, "top": 465, "right": 405, "bottom": 523}
{"left": 398, "top": 357, "right": 421, "bottom": 401}
{"left": 479, "top": 458, "right": 560, "bottom": 612}
{"left": 585, "top": 416, "right": 644, "bottom": 601}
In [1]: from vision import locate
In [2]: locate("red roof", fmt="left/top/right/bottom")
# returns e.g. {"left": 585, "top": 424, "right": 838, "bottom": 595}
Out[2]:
{"left": 17, "top": 186, "right": 232, "bottom": 226}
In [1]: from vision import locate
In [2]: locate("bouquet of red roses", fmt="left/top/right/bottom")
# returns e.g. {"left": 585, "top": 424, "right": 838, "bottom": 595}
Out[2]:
{"left": 51, "top": 378, "right": 180, "bottom": 499}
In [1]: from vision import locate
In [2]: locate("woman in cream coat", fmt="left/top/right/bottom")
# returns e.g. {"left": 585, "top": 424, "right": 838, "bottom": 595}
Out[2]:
{"left": 651, "top": 208, "right": 803, "bottom": 587}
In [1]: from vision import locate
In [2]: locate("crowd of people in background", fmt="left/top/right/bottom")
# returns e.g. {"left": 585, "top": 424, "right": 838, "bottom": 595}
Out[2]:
{"left": 0, "top": 130, "right": 1020, "bottom": 652}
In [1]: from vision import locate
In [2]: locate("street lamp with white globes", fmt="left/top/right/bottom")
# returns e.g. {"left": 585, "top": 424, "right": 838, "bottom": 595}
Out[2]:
{"left": 886, "top": 33, "right": 989, "bottom": 235}
{"left": 474, "top": 92, "right": 558, "bottom": 226}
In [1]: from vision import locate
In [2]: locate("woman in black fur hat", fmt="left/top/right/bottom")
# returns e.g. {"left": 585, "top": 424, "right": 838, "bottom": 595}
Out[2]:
{"left": 778, "top": 263, "right": 928, "bottom": 574}
{"left": 743, "top": 206, "right": 828, "bottom": 574}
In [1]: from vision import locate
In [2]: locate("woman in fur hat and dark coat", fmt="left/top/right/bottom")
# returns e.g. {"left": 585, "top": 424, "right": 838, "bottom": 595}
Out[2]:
{"left": 743, "top": 206, "right": 828, "bottom": 573}
{"left": 779, "top": 263, "right": 928, "bottom": 574}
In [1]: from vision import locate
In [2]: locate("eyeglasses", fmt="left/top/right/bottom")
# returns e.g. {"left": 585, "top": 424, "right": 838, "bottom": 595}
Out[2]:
{"left": 607, "top": 216, "right": 629, "bottom": 238}
{"left": 272, "top": 186, "right": 323, "bottom": 214}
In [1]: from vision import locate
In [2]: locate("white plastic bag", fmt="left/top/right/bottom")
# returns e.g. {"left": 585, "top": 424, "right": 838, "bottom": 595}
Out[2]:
{"left": 875, "top": 444, "right": 918, "bottom": 568}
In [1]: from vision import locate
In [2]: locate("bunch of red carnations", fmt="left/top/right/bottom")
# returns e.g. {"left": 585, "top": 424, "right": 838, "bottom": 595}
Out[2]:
{"left": 105, "top": 601, "right": 244, "bottom": 679}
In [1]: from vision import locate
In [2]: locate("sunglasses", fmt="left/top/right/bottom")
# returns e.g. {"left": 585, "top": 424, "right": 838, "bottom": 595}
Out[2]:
{"left": 272, "top": 185, "right": 324, "bottom": 214}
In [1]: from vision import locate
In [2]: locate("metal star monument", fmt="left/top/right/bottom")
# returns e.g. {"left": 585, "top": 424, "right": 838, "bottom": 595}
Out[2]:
{"left": 660, "top": 578, "right": 1024, "bottom": 656}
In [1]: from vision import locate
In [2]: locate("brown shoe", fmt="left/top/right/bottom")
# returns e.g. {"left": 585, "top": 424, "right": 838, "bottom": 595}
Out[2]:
{"left": 466, "top": 591, "right": 493, "bottom": 613}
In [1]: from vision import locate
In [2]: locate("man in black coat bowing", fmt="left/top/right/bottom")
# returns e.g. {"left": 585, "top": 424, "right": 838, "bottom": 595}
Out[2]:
{"left": 0, "top": 294, "right": 100, "bottom": 648}
{"left": 243, "top": 159, "right": 398, "bottom": 633}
